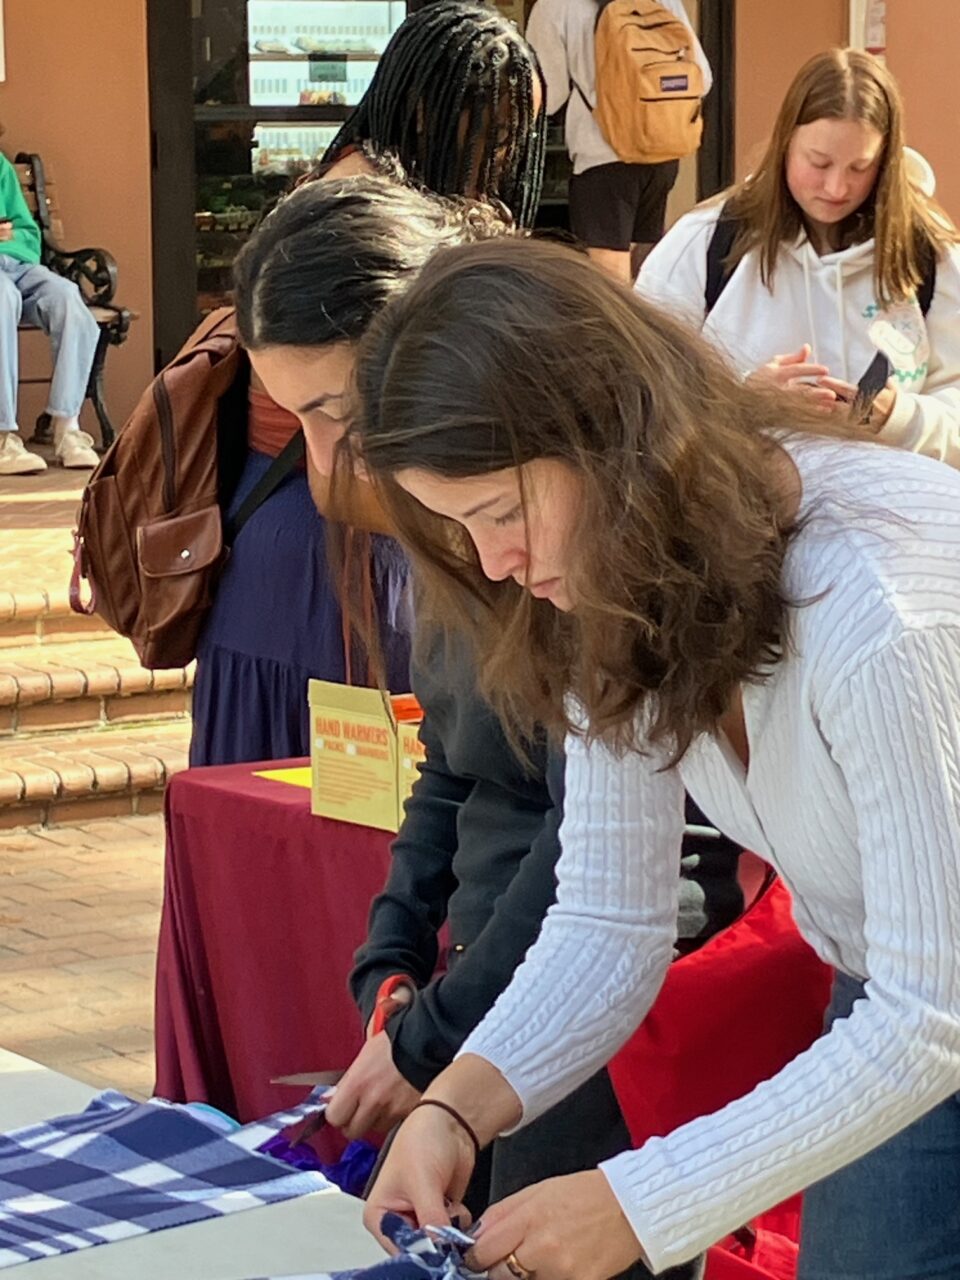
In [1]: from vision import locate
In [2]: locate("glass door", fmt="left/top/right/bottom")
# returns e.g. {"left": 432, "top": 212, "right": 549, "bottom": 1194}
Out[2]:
{"left": 193, "top": 0, "right": 406, "bottom": 315}
{"left": 150, "top": 0, "right": 619, "bottom": 363}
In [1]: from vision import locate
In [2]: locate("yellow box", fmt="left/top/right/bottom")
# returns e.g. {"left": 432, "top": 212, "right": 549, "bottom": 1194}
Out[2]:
{"left": 308, "top": 679, "right": 424, "bottom": 832}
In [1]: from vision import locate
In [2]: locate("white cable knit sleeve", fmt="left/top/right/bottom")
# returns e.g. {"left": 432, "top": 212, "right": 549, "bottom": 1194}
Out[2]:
{"left": 601, "top": 626, "right": 960, "bottom": 1274}
{"left": 458, "top": 725, "right": 685, "bottom": 1127}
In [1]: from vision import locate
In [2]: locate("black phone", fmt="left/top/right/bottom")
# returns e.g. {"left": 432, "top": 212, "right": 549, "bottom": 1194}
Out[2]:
{"left": 853, "top": 353, "right": 891, "bottom": 420}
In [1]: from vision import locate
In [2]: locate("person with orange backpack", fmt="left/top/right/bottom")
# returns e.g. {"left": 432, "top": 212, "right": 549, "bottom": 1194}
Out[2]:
{"left": 525, "top": 0, "right": 710, "bottom": 283}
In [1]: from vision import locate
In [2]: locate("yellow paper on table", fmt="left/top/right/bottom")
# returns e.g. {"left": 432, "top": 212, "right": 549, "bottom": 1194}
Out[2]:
{"left": 254, "top": 766, "right": 313, "bottom": 789}
{"left": 308, "top": 680, "right": 423, "bottom": 832}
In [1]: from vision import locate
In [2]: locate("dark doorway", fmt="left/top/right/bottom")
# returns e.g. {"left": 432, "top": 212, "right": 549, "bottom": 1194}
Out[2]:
{"left": 148, "top": 0, "right": 196, "bottom": 372}
{"left": 698, "top": 0, "right": 735, "bottom": 200}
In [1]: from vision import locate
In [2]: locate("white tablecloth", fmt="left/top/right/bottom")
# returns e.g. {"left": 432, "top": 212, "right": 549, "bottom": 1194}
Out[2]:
{"left": 0, "top": 1049, "right": 383, "bottom": 1279}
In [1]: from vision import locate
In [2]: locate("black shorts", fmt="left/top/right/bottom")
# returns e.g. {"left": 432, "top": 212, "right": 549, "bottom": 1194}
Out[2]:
{"left": 568, "top": 158, "right": 680, "bottom": 251}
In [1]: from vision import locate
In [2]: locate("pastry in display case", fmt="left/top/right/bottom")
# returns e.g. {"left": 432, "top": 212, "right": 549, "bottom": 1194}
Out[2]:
{"left": 248, "top": 0, "right": 404, "bottom": 106}
{"left": 252, "top": 123, "right": 341, "bottom": 174}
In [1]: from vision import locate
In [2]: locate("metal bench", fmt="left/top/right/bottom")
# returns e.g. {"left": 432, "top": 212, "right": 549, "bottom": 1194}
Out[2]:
{"left": 15, "top": 152, "right": 134, "bottom": 449}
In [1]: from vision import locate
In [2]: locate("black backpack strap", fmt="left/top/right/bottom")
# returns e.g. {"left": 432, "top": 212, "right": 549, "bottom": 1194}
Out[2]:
{"left": 571, "top": 75, "right": 593, "bottom": 113}
{"left": 704, "top": 200, "right": 740, "bottom": 316}
{"left": 917, "top": 239, "right": 937, "bottom": 317}
{"left": 217, "top": 356, "right": 252, "bottom": 512}
{"left": 222, "top": 429, "right": 305, "bottom": 546}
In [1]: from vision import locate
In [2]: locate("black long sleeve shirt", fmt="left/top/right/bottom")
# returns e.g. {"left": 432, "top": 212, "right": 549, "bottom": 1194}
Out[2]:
{"left": 350, "top": 636, "right": 743, "bottom": 1092}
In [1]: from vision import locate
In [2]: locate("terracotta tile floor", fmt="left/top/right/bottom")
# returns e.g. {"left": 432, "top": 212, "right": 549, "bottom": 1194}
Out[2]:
{"left": 0, "top": 812, "right": 165, "bottom": 1098}
{"left": 1, "top": 463, "right": 168, "bottom": 1098}
{"left": 0, "top": 459, "right": 86, "bottom": 604}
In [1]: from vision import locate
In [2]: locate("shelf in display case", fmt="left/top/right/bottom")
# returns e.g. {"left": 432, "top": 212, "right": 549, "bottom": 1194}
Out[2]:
{"left": 250, "top": 58, "right": 379, "bottom": 107}
{"left": 196, "top": 104, "right": 349, "bottom": 122}
{"left": 247, "top": 0, "right": 405, "bottom": 105}
{"left": 249, "top": 50, "right": 385, "bottom": 59}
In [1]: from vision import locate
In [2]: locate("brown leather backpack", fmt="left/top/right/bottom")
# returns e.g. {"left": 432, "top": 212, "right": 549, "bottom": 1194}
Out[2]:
{"left": 70, "top": 308, "right": 302, "bottom": 669}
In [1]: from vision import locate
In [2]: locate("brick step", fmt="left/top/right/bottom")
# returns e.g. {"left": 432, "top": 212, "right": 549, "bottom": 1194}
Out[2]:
{"left": 0, "top": 468, "right": 105, "bottom": 646}
{"left": 0, "top": 589, "right": 119, "bottom": 648}
{"left": 0, "top": 636, "right": 193, "bottom": 737}
{"left": 0, "top": 720, "right": 190, "bottom": 830}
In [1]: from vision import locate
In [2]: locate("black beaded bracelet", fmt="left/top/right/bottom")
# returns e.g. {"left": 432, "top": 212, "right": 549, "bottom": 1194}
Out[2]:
{"left": 412, "top": 1098, "right": 482, "bottom": 1160}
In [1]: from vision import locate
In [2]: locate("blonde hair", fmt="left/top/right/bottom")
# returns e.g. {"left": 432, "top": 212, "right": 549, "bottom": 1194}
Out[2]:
{"left": 726, "top": 48, "right": 957, "bottom": 304}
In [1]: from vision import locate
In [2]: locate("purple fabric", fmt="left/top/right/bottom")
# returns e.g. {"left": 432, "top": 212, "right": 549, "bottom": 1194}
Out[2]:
{"left": 259, "top": 1135, "right": 378, "bottom": 1198}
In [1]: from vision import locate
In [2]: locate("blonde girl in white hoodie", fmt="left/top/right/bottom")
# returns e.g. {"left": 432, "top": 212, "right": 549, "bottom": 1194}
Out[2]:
{"left": 638, "top": 47, "right": 960, "bottom": 468}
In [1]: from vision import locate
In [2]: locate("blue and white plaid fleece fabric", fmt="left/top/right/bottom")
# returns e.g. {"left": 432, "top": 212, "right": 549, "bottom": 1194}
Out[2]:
{"left": 0, "top": 1087, "right": 334, "bottom": 1268}
{"left": 259, "top": 1214, "right": 477, "bottom": 1280}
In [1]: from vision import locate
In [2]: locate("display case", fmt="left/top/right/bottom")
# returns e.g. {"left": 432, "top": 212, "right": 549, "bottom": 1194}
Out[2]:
{"left": 192, "top": 0, "right": 406, "bottom": 315}
{"left": 150, "top": 0, "right": 564, "bottom": 363}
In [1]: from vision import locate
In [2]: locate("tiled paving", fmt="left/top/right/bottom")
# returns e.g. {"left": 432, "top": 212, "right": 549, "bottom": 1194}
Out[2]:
{"left": 0, "top": 812, "right": 165, "bottom": 1099}
{"left": 0, "top": 455, "right": 86, "bottom": 604}
{"left": 0, "top": 462, "right": 180, "bottom": 1097}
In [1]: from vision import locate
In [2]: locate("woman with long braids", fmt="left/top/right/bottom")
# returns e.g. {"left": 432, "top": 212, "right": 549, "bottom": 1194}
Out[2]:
{"left": 316, "top": 0, "right": 545, "bottom": 229}
{"left": 348, "top": 236, "right": 960, "bottom": 1280}
{"left": 188, "top": 0, "right": 547, "bottom": 766}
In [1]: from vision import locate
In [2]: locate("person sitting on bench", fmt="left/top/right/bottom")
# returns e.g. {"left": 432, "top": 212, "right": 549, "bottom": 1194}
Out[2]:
{"left": 0, "top": 148, "right": 99, "bottom": 474}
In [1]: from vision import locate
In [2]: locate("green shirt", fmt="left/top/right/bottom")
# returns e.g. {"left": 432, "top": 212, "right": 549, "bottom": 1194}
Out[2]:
{"left": 0, "top": 154, "right": 41, "bottom": 266}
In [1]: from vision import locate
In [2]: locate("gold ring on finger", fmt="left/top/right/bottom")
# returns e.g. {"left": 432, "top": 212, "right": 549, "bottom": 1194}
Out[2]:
{"left": 504, "top": 1251, "right": 535, "bottom": 1280}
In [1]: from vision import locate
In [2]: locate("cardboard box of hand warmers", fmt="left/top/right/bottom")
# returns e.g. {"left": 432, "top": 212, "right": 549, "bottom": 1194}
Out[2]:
{"left": 308, "top": 679, "right": 424, "bottom": 832}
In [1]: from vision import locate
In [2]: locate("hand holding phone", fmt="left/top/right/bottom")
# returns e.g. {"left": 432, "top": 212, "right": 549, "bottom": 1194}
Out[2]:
{"left": 818, "top": 373, "right": 897, "bottom": 429}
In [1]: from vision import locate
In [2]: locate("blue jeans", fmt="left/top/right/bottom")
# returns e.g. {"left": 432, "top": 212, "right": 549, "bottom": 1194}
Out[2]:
{"left": 0, "top": 255, "right": 100, "bottom": 429}
{"left": 798, "top": 971, "right": 960, "bottom": 1279}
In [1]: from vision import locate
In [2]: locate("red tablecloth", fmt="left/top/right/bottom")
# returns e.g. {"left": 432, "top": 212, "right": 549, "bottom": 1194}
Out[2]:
{"left": 610, "top": 876, "right": 833, "bottom": 1280}
{"left": 154, "top": 760, "right": 393, "bottom": 1127}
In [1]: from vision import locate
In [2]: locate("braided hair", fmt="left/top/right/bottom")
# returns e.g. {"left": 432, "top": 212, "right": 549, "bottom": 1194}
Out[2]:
{"left": 319, "top": 1, "right": 545, "bottom": 227}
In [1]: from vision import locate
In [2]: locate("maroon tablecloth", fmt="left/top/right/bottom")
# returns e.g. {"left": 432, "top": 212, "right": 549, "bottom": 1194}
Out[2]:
{"left": 154, "top": 760, "right": 393, "bottom": 1128}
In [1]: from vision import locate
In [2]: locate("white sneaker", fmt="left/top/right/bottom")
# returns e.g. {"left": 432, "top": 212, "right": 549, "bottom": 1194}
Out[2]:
{"left": 0, "top": 432, "right": 47, "bottom": 475}
{"left": 55, "top": 429, "right": 99, "bottom": 470}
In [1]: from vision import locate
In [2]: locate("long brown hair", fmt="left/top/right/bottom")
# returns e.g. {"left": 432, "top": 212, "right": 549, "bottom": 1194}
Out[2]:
{"left": 351, "top": 237, "right": 868, "bottom": 761}
{"left": 726, "top": 48, "right": 957, "bottom": 304}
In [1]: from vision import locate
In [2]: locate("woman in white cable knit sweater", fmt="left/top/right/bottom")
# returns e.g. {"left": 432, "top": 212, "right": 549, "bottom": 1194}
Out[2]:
{"left": 638, "top": 48, "right": 960, "bottom": 471}
{"left": 345, "top": 235, "right": 960, "bottom": 1280}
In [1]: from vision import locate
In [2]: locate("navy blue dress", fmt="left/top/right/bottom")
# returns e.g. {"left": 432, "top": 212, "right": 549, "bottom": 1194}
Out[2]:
{"left": 190, "top": 449, "right": 413, "bottom": 767}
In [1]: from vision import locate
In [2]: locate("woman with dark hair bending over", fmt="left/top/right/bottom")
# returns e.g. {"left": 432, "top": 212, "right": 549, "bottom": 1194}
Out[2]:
{"left": 188, "top": 0, "right": 546, "bottom": 766}
{"left": 348, "top": 237, "right": 960, "bottom": 1280}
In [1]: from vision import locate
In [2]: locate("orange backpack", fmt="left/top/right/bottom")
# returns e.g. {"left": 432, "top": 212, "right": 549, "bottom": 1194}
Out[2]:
{"left": 592, "top": 0, "right": 704, "bottom": 164}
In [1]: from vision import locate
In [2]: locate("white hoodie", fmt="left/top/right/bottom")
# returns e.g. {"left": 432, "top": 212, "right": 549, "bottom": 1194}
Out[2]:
{"left": 637, "top": 200, "right": 960, "bottom": 468}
